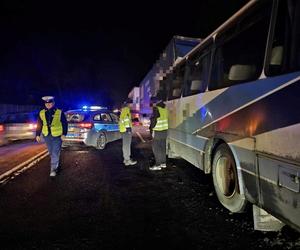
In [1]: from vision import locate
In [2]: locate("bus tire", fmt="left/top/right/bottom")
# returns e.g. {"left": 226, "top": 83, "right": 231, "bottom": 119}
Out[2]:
{"left": 212, "top": 144, "right": 247, "bottom": 213}
{"left": 96, "top": 132, "right": 106, "bottom": 150}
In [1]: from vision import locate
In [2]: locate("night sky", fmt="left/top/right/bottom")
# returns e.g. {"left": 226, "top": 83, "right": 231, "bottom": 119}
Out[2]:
{"left": 0, "top": 0, "right": 249, "bottom": 109}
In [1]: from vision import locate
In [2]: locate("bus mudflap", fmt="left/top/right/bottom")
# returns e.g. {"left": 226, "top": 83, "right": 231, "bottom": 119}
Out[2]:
{"left": 253, "top": 205, "right": 285, "bottom": 231}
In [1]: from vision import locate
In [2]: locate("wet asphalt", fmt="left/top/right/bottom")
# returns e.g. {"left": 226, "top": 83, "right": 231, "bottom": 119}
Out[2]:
{"left": 0, "top": 137, "right": 299, "bottom": 250}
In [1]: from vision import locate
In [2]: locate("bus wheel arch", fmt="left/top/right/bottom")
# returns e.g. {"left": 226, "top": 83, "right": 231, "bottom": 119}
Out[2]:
{"left": 211, "top": 143, "right": 248, "bottom": 213}
{"left": 204, "top": 137, "right": 224, "bottom": 174}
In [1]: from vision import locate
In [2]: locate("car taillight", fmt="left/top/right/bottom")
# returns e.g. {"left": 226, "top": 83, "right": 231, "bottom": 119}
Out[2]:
{"left": 28, "top": 123, "right": 37, "bottom": 130}
{"left": 0, "top": 124, "right": 4, "bottom": 132}
{"left": 79, "top": 123, "right": 93, "bottom": 129}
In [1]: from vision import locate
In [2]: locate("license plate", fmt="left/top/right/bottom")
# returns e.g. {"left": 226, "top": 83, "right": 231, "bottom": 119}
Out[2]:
{"left": 66, "top": 133, "right": 80, "bottom": 138}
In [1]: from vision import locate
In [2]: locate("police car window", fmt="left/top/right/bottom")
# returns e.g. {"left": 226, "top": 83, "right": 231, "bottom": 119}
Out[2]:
{"left": 66, "top": 113, "right": 85, "bottom": 122}
{"left": 110, "top": 113, "right": 119, "bottom": 123}
{"left": 93, "top": 114, "right": 101, "bottom": 121}
{"left": 101, "top": 113, "right": 112, "bottom": 122}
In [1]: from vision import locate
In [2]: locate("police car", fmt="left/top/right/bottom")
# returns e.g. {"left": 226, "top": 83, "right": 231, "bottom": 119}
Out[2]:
{"left": 63, "top": 106, "right": 121, "bottom": 149}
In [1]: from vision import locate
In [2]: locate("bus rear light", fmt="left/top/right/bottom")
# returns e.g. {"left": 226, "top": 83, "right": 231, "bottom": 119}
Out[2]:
{"left": 0, "top": 124, "right": 4, "bottom": 132}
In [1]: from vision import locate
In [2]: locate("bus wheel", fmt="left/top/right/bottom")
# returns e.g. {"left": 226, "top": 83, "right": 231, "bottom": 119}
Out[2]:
{"left": 96, "top": 132, "right": 106, "bottom": 150}
{"left": 212, "top": 144, "right": 247, "bottom": 213}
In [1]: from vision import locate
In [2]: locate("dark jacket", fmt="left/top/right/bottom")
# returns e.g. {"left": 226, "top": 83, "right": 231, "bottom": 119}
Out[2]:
{"left": 36, "top": 107, "right": 68, "bottom": 136}
{"left": 149, "top": 101, "right": 166, "bottom": 134}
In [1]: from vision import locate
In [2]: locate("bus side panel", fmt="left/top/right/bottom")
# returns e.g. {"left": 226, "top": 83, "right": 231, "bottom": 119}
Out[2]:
{"left": 166, "top": 90, "right": 228, "bottom": 130}
{"left": 168, "top": 136, "right": 204, "bottom": 170}
{"left": 229, "top": 140, "right": 258, "bottom": 204}
{"left": 207, "top": 77, "right": 300, "bottom": 230}
{"left": 258, "top": 155, "right": 300, "bottom": 231}
{"left": 166, "top": 89, "right": 229, "bottom": 168}
{"left": 254, "top": 80, "right": 300, "bottom": 231}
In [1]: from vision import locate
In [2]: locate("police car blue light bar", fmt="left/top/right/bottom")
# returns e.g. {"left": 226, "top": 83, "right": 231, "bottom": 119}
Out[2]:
{"left": 82, "top": 105, "right": 107, "bottom": 110}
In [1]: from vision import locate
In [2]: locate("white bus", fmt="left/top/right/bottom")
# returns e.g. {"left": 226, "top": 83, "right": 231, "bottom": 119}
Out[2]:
{"left": 159, "top": 0, "right": 300, "bottom": 232}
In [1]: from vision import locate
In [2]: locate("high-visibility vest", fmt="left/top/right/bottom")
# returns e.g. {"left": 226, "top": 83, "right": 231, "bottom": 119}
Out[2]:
{"left": 118, "top": 107, "right": 132, "bottom": 133}
{"left": 39, "top": 109, "right": 63, "bottom": 137}
{"left": 153, "top": 106, "right": 168, "bottom": 131}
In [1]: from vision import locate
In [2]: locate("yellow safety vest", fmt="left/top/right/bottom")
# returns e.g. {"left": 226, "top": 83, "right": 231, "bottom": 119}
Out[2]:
{"left": 39, "top": 109, "right": 63, "bottom": 137}
{"left": 118, "top": 107, "right": 132, "bottom": 133}
{"left": 153, "top": 106, "right": 168, "bottom": 131}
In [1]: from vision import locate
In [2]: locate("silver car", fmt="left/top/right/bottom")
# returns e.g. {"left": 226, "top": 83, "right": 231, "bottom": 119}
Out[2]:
{"left": 2, "top": 112, "right": 38, "bottom": 142}
{"left": 63, "top": 107, "right": 121, "bottom": 149}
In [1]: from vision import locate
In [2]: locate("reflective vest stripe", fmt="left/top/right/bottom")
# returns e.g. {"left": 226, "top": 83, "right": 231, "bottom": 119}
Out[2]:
{"left": 119, "top": 107, "right": 132, "bottom": 133}
{"left": 40, "top": 109, "right": 63, "bottom": 137}
{"left": 153, "top": 107, "right": 168, "bottom": 131}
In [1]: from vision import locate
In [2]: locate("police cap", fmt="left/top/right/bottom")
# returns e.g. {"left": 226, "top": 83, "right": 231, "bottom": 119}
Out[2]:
{"left": 42, "top": 96, "right": 55, "bottom": 103}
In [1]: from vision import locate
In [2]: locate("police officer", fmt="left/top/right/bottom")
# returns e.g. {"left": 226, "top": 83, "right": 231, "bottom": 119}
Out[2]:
{"left": 36, "top": 96, "right": 68, "bottom": 177}
{"left": 119, "top": 99, "right": 137, "bottom": 166}
{"left": 149, "top": 95, "right": 168, "bottom": 171}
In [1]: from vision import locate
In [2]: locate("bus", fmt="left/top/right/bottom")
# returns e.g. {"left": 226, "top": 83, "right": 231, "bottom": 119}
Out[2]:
{"left": 159, "top": 0, "right": 300, "bottom": 232}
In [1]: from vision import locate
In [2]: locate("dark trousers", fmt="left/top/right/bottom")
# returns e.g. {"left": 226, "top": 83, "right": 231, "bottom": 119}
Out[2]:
{"left": 152, "top": 130, "right": 167, "bottom": 165}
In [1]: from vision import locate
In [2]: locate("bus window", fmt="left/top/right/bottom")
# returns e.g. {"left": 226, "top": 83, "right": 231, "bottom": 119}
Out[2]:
{"left": 157, "top": 77, "right": 168, "bottom": 101}
{"left": 167, "top": 66, "right": 185, "bottom": 100}
{"left": 183, "top": 46, "right": 211, "bottom": 97}
{"left": 266, "top": 0, "right": 300, "bottom": 76}
{"left": 161, "top": 74, "right": 172, "bottom": 101}
{"left": 209, "top": 2, "right": 272, "bottom": 90}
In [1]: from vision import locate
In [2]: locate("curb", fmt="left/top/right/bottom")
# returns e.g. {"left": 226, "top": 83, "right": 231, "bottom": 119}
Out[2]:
{"left": 0, "top": 149, "right": 49, "bottom": 184}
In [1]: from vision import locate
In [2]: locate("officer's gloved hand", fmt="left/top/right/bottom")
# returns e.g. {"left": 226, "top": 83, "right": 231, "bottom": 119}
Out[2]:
{"left": 126, "top": 127, "right": 132, "bottom": 133}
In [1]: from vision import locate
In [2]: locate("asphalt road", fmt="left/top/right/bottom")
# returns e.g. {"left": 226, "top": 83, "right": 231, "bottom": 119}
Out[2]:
{"left": 0, "top": 140, "right": 46, "bottom": 175}
{"left": 0, "top": 134, "right": 299, "bottom": 250}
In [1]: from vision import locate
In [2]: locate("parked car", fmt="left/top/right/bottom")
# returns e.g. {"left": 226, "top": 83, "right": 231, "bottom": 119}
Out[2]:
{"left": 63, "top": 107, "right": 121, "bottom": 149}
{"left": 2, "top": 112, "right": 38, "bottom": 142}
